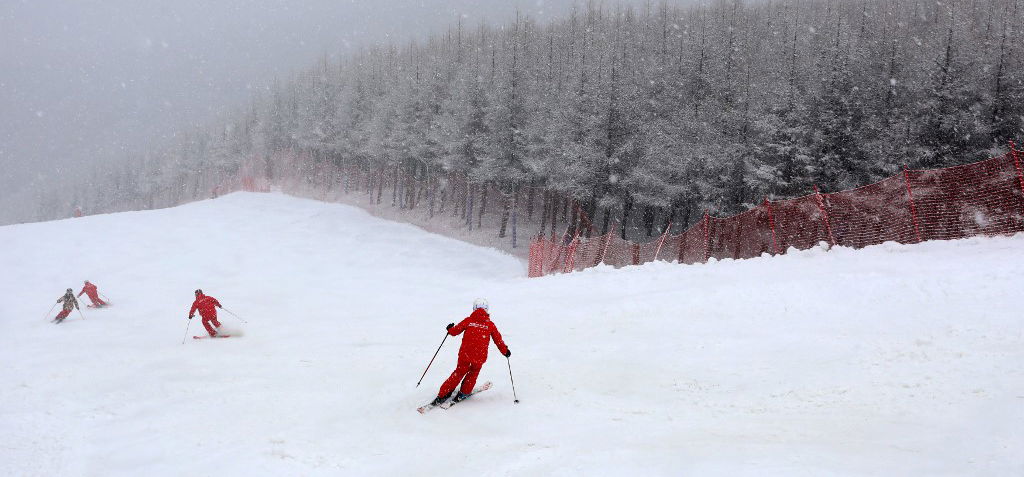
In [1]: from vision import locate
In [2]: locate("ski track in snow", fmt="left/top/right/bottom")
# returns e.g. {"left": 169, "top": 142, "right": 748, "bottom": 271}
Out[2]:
{"left": 0, "top": 192, "right": 1021, "bottom": 476}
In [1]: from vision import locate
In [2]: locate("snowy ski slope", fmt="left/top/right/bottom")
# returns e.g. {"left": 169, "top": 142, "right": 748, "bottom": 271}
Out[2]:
{"left": 1, "top": 192, "right": 1021, "bottom": 476}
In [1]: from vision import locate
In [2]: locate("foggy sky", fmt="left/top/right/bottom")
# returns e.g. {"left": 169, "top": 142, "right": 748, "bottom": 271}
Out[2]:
{"left": 0, "top": 0, "right": 662, "bottom": 212}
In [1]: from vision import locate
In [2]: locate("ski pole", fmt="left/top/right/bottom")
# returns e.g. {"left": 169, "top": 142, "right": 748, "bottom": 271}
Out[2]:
{"left": 99, "top": 293, "right": 112, "bottom": 304}
{"left": 76, "top": 308, "right": 85, "bottom": 321}
{"left": 416, "top": 331, "right": 449, "bottom": 387}
{"left": 43, "top": 302, "right": 57, "bottom": 321}
{"left": 506, "top": 357, "right": 519, "bottom": 404}
{"left": 182, "top": 317, "right": 193, "bottom": 345}
{"left": 221, "top": 307, "right": 248, "bottom": 324}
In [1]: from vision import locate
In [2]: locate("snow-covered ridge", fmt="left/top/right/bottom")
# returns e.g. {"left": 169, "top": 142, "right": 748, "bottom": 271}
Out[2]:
{"left": 1, "top": 193, "right": 1021, "bottom": 475}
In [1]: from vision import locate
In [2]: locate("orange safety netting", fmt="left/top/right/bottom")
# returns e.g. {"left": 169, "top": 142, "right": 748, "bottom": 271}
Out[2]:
{"left": 528, "top": 146, "right": 1024, "bottom": 277}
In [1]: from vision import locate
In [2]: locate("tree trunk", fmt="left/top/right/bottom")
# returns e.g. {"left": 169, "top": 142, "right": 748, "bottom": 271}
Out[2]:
{"left": 550, "top": 193, "right": 559, "bottom": 239}
{"left": 584, "top": 196, "right": 597, "bottom": 238}
{"left": 567, "top": 200, "right": 578, "bottom": 239}
{"left": 525, "top": 182, "right": 536, "bottom": 219}
{"left": 459, "top": 177, "right": 467, "bottom": 219}
{"left": 410, "top": 165, "right": 419, "bottom": 209}
{"left": 478, "top": 182, "right": 488, "bottom": 228}
{"left": 511, "top": 184, "right": 519, "bottom": 248}
{"left": 438, "top": 175, "right": 447, "bottom": 215}
{"left": 466, "top": 183, "right": 475, "bottom": 230}
{"left": 376, "top": 169, "right": 384, "bottom": 205}
{"left": 428, "top": 171, "right": 435, "bottom": 218}
{"left": 343, "top": 164, "right": 350, "bottom": 195}
{"left": 620, "top": 196, "right": 632, "bottom": 240}
{"left": 644, "top": 206, "right": 655, "bottom": 237}
{"left": 538, "top": 190, "right": 550, "bottom": 238}
{"left": 498, "top": 189, "right": 510, "bottom": 238}
{"left": 391, "top": 164, "right": 399, "bottom": 208}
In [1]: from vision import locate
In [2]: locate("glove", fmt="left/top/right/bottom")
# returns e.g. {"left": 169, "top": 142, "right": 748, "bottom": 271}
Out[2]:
{"left": 504, "top": 350, "right": 511, "bottom": 358}
{"left": 188, "top": 315, "right": 194, "bottom": 320}
{"left": 446, "top": 323, "right": 454, "bottom": 330}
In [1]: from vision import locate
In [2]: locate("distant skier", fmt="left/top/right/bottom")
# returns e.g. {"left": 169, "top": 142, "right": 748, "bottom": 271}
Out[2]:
{"left": 431, "top": 299, "right": 511, "bottom": 405}
{"left": 53, "top": 288, "right": 80, "bottom": 323}
{"left": 78, "top": 280, "right": 108, "bottom": 307}
{"left": 188, "top": 289, "right": 224, "bottom": 337}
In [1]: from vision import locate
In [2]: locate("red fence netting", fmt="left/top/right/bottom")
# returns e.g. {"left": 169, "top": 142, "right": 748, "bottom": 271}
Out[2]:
{"left": 529, "top": 145, "right": 1024, "bottom": 277}
{"left": 906, "top": 153, "right": 1024, "bottom": 241}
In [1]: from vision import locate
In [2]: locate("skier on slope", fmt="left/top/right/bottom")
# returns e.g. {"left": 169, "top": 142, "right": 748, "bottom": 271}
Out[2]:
{"left": 77, "top": 280, "right": 108, "bottom": 308}
{"left": 53, "top": 288, "right": 80, "bottom": 323}
{"left": 431, "top": 298, "right": 511, "bottom": 406}
{"left": 188, "top": 289, "right": 224, "bottom": 337}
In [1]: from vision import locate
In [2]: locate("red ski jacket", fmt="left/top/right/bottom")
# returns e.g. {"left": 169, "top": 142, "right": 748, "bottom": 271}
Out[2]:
{"left": 189, "top": 294, "right": 221, "bottom": 319}
{"left": 78, "top": 282, "right": 98, "bottom": 298}
{"left": 448, "top": 308, "right": 509, "bottom": 363}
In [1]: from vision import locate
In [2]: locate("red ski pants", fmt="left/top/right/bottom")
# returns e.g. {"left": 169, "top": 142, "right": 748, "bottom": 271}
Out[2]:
{"left": 54, "top": 309, "right": 72, "bottom": 321}
{"left": 201, "top": 315, "right": 221, "bottom": 336}
{"left": 86, "top": 293, "right": 107, "bottom": 307}
{"left": 438, "top": 358, "right": 484, "bottom": 398}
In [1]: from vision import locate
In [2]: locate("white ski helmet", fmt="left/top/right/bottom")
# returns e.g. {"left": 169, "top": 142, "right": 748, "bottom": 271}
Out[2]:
{"left": 472, "top": 298, "right": 489, "bottom": 311}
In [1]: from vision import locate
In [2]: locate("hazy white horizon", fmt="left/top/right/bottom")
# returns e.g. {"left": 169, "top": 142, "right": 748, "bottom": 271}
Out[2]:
{"left": 0, "top": 0, "right": 670, "bottom": 223}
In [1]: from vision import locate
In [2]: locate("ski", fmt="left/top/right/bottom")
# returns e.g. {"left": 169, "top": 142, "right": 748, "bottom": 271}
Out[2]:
{"left": 416, "top": 398, "right": 449, "bottom": 414}
{"left": 439, "top": 381, "right": 492, "bottom": 410}
{"left": 193, "top": 335, "right": 231, "bottom": 339}
{"left": 417, "top": 381, "right": 492, "bottom": 414}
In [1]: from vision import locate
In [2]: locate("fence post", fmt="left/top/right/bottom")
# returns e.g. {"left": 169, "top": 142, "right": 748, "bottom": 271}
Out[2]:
{"left": 678, "top": 225, "right": 687, "bottom": 263}
{"left": 653, "top": 222, "right": 672, "bottom": 261}
{"left": 902, "top": 165, "right": 923, "bottom": 243}
{"left": 598, "top": 224, "right": 615, "bottom": 266}
{"left": 527, "top": 238, "right": 540, "bottom": 278}
{"left": 764, "top": 199, "right": 780, "bottom": 254}
{"left": 563, "top": 234, "right": 580, "bottom": 273}
{"left": 702, "top": 211, "right": 710, "bottom": 263}
{"left": 538, "top": 235, "right": 549, "bottom": 276}
{"left": 548, "top": 240, "right": 561, "bottom": 275}
{"left": 813, "top": 185, "right": 837, "bottom": 247}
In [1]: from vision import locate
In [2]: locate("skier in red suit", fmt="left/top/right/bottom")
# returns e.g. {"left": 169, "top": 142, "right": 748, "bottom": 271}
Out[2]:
{"left": 78, "top": 280, "right": 107, "bottom": 307}
{"left": 188, "top": 289, "right": 223, "bottom": 337}
{"left": 432, "top": 299, "right": 511, "bottom": 405}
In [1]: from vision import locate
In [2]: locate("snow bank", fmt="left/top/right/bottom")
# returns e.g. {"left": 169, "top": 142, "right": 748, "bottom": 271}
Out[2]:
{"left": 1, "top": 192, "right": 1021, "bottom": 475}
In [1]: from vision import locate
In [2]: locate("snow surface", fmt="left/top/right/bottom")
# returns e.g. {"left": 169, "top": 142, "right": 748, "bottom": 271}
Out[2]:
{"left": 1, "top": 192, "right": 1022, "bottom": 476}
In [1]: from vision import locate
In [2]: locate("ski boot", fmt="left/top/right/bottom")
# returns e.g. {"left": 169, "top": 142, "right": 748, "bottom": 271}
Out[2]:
{"left": 453, "top": 392, "right": 470, "bottom": 403}
{"left": 431, "top": 392, "right": 451, "bottom": 406}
